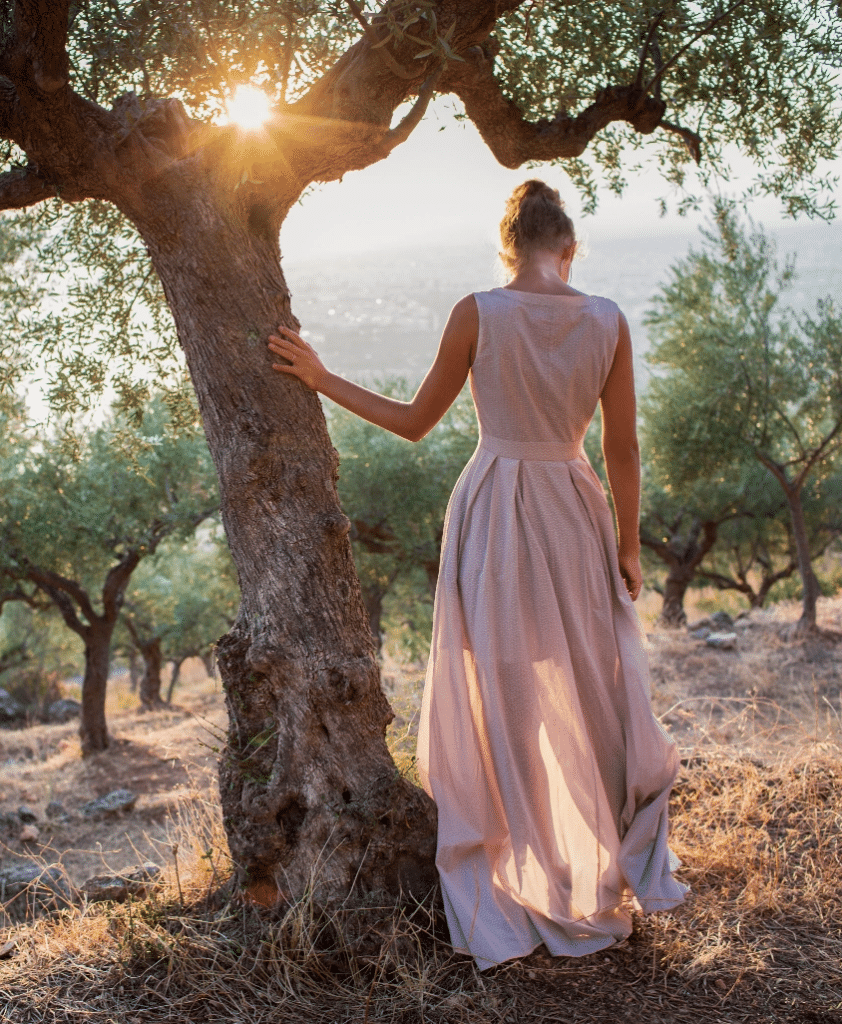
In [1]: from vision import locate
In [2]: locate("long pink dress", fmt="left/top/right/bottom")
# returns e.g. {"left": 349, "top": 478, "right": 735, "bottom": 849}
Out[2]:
{"left": 416, "top": 287, "right": 687, "bottom": 970}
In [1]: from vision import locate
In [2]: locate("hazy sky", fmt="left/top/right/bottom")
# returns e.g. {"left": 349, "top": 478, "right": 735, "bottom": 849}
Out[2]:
{"left": 282, "top": 97, "right": 837, "bottom": 260}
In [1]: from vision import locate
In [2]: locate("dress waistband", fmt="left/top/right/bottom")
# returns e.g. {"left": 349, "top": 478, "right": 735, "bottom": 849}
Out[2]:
{"left": 479, "top": 434, "right": 584, "bottom": 462}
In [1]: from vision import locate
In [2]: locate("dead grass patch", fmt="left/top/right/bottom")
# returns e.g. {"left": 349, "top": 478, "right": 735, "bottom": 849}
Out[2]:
{"left": 648, "top": 599, "right": 842, "bottom": 758}
{"left": 2, "top": 751, "right": 841, "bottom": 1023}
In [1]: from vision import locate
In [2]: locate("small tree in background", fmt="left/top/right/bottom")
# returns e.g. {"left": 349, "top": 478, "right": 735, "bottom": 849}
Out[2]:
{"left": 638, "top": 481, "right": 728, "bottom": 626}
{"left": 695, "top": 470, "right": 842, "bottom": 609}
{"left": 120, "top": 532, "right": 239, "bottom": 709}
{"left": 644, "top": 208, "right": 842, "bottom": 633}
{"left": 0, "top": 397, "right": 218, "bottom": 751}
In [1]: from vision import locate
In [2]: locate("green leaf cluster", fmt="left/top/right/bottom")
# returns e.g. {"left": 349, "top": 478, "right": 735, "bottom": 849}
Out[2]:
{"left": 0, "top": 393, "right": 219, "bottom": 606}
{"left": 118, "top": 529, "right": 239, "bottom": 667}
{"left": 328, "top": 379, "right": 477, "bottom": 654}
{"left": 494, "top": 1, "right": 841, "bottom": 217}
{"left": 643, "top": 203, "right": 842, "bottom": 491}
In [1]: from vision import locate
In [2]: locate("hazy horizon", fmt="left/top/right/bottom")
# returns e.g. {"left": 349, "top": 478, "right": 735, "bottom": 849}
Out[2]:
{"left": 285, "top": 220, "right": 840, "bottom": 388}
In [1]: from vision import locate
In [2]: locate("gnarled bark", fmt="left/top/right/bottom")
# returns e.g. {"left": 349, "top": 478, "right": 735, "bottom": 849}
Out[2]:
{"left": 117, "top": 178, "right": 436, "bottom": 899}
{"left": 138, "top": 637, "right": 164, "bottom": 711}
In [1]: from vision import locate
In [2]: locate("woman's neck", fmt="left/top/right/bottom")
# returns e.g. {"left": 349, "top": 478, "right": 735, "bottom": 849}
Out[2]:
{"left": 503, "top": 249, "right": 580, "bottom": 295}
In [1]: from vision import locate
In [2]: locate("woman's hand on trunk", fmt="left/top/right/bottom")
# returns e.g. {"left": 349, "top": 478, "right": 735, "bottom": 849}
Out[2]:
{"left": 268, "top": 326, "right": 327, "bottom": 391}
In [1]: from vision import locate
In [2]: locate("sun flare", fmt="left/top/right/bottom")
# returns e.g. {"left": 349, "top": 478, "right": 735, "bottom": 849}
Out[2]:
{"left": 225, "top": 85, "right": 272, "bottom": 130}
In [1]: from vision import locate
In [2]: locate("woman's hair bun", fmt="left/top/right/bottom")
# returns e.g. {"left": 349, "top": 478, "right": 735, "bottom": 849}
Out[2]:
{"left": 499, "top": 179, "right": 576, "bottom": 273}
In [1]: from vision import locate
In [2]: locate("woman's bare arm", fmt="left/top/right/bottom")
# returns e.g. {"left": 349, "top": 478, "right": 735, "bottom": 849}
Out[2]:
{"left": 268, "top": 296, "right": 478, "bottom": 442}
{"left": 599, "top": 312, "right": 643, "bottom": 600}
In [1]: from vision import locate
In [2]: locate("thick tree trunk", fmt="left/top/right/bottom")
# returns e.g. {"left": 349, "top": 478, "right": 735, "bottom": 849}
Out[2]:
{"left": 126, "top": 184, "right": 436, "bottom": 901}
{"left": 138, "top": 636, "right": 164, "bottom": 710}
{"left": 80, "top": 621, "right": 113, "bottom": 754}
{"left": 785, "top": 484, "right": 821, "bottom": 631}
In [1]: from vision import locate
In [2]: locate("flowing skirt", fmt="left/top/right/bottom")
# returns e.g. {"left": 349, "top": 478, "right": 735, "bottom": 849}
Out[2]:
{"left": 416, "top": 439, "right": 687, "bottom": 969}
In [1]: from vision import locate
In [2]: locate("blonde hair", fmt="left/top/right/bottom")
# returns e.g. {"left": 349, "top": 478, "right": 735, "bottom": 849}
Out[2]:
{"left": 499, "top": 180, "right": 576, "bottom": 273}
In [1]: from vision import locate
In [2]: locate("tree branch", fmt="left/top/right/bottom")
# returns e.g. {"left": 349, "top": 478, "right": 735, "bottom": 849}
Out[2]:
{"left": 377, "top": 61, "right": 446, "bottom": 156}
{"left": 101, "top": 550, "right": 141, "bottom": 624}
{"left": 639, "top": 531, "right": 677, "bottom": 567}
{"left": 643, "top": 0, "right": 749, "bottom": 99}
{"left": 0, "top": 580, "right": 46, "bottom": 611}
{"left": 696, "top": 567, "right": 755, "bottom": 598}
{"left": 659, "top": 119, "right": 702, "bottom": 164}
{"left": 0, "top": 163, "right": 56, "bottom": 210}
{"left": 793, "top": 416, "right": 842, "bottom": 491}
{"left": 24, "top": 563, "right": 98, "bottom": 628}
{"left": 635, "top": 10, "right": 666, "bottom": 91}
{"left": 441, "top": 47, "right": 666, "bottom": 169}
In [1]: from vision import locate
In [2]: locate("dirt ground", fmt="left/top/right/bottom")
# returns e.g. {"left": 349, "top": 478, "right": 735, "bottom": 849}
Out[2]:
{"left": 1, "top": 594, "right": 842, "bottom": 890}
{"left": 0, "top": 661, "right": 226, "bottom": 887}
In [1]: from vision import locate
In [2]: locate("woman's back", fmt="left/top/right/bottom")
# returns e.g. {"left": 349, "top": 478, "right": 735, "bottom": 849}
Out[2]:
{"left": 471, "top": 288, "right": 621, "bottom": 448}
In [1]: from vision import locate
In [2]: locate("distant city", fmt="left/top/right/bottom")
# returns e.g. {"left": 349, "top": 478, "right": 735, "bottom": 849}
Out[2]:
{"left": 284, "top": 220, "right": 840, "bottom": 389}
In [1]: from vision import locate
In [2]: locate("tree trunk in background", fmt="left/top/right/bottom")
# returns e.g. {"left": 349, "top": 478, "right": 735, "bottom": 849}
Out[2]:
{"left": 659, "top": 570, "right": 693, "bottom": 628}
{"left": 128, "top": 650, "right": 140, "bottom": 692}
{"left": 166, "top": 656, "right": 186, "bottom": 704}
{"left": 138, "top": 636, "right": 164, "bottom": 710}
{"left": 125, "top": 182, "right": 436, "bottom": 900}
{"left": 642, "top": 517, "right": 719, "bottom": 629}
{"left": 361, "top": 582, "right": 386, "bottom": 655}
{"left": 80, "top": 621, "right": 113, "bottom": 754}
{"left": 784, "top": 484, "right": 821, "bottom": 631}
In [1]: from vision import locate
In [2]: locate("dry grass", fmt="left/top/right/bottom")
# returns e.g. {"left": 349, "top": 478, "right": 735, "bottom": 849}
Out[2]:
{"left": 2, "top": 749, "right": 841, "bottom": 1023}
{"left": 647, "top": 597, "right": 842, "bottom": 759}
{"left": 3, "top": 606, "right": 842, "bottom": 1023}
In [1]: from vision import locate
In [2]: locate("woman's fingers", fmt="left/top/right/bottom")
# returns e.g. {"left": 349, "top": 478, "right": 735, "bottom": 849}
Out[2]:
{"left": 267, "top": 324, "right": 326, "bottom": 391}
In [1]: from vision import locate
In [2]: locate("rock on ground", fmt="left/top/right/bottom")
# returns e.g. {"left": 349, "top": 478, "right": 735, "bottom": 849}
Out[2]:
{"left": 80, "top": 789, "right": 138, "bottom": 819}
{"left": 0, "top": 688, "right": 24, "bottom": 722}
{"left": 81, "top": 863, "right": 163, "bottom": 903}
{"left": 46, "top": 698, "right": 81, "bottom": 723}
{"left": 0, "top": 864, "right": 77, "bottom": 921}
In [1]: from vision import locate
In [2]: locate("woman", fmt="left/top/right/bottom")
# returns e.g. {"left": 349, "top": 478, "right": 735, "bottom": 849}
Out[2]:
{"left": 268, "top": 180, "right": 687, "bottom": 969}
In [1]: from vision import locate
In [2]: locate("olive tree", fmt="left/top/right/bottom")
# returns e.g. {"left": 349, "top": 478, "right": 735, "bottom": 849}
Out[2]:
{"left": 0, "top": 399, "right": 218, "bottom": 750}
{"left": 0, "top": 0, "right": 838, "bottom": 897}
{"left": 120, "top": 532, "right": 239, "bottom": 708}
{"left": 696, "top": 468, "right": 842, "bottom": 607}
{"left": 644, "top": 208, "right": 842, "bottom": 632}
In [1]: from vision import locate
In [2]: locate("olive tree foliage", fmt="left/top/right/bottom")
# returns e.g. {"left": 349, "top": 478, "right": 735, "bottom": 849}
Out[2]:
{"left": 330, "top": 381, "right": 477, "bottom": 653}
{"left": 0, "top": 397, "right": 219, "bottom": 751}
{"left": 0, "top": 0, "right": 838, "bottom": 898}
{"left": 643, "top": 208, "right": 842, "bottom": 633}
{"left": 3, "top": 0, "right": 840, "bottom": 410}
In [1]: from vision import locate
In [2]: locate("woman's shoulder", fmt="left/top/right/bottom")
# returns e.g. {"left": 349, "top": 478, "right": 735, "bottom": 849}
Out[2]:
{"left": 470, "top": 288, "right": 625, "bottom": 329}
{"left": 582, "top": 293, "right": 622, "bottom": 316}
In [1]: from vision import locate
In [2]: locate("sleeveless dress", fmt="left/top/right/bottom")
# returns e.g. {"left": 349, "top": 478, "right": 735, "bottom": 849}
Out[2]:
{"left": 416, "top": 287, "right": 687, "bottom": 970}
